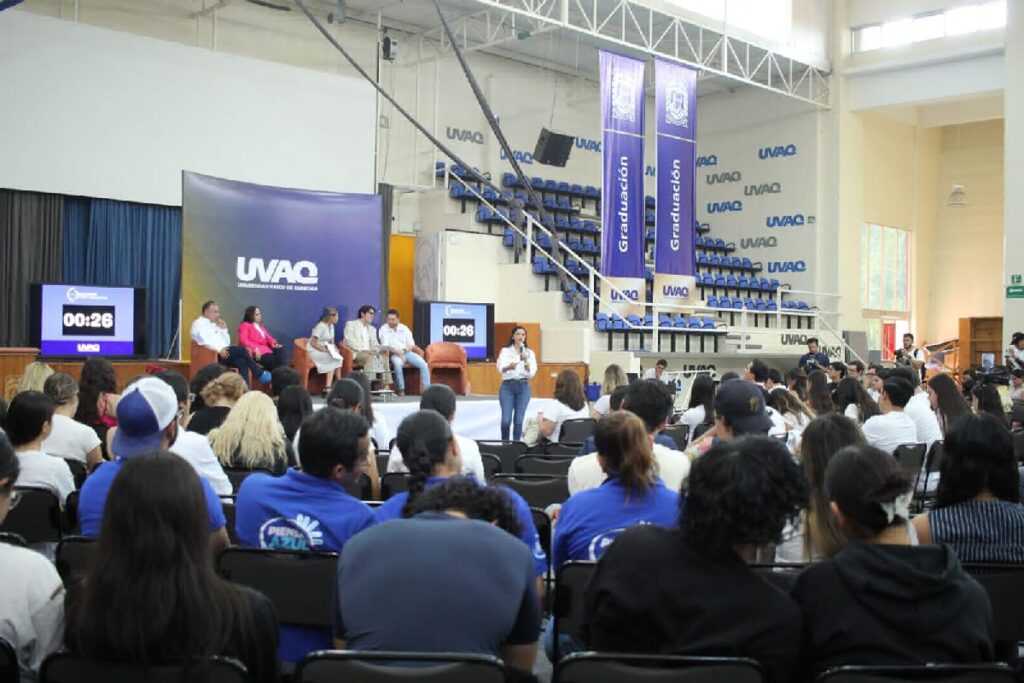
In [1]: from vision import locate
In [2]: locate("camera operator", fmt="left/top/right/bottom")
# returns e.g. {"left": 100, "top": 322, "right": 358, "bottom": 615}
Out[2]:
{"left": 894, "top": 333, "right": 925, "bottom": 382}
{"left": 1006, "top": 332, "right": 1024, "bottom": 372}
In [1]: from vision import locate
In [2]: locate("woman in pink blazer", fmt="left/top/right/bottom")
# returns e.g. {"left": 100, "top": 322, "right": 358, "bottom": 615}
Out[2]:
{"left": 238, "top": 306, "right": 284, "bottom": 373}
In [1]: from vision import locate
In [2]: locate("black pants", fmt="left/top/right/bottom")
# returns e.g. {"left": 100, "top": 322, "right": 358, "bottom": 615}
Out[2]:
{"left": 254, "top": 347, "right": 285, "bottom": 372}
{"left": 219, "top": 345, "right": 265, "bottom": 385}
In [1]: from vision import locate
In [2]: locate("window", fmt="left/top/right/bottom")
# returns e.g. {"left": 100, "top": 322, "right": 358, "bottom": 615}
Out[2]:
{"left": 861, "top": 223, "right": 911, "bottom": 354}
{"left": 851, "top": 1, "right": 1006, "bottom": 53}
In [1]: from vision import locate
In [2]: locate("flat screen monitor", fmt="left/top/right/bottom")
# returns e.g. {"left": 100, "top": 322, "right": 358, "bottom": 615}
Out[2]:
{"left": 29, "top": 283, "right": 146, "bottom": 358}
{"left": 414, "top": 300, "right": 495, "bottom": 361}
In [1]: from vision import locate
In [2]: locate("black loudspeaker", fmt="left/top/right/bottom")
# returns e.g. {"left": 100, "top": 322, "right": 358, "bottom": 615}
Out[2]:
{"left": 533, "top": 128, "right": 574, "bottom": 167}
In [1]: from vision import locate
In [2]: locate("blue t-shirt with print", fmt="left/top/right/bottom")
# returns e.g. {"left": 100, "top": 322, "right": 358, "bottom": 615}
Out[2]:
{"left": 235, "top": 468, "right": 376, "bottom": 663}
{"left": 551, "top": 476, "right": 680, "bottom": 570}
{"left": 375, "top": 476, "right": 547, "bottom": 576}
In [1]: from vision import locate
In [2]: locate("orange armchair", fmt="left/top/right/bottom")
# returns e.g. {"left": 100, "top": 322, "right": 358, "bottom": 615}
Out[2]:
{"left": 292, "top": 338, "right": 353, "bottom": 394}
{"left": 425, "top": 342, "right": 469, "bottom": 396}
{"left": 189, "top": 342, "right": 219, "bottom": 380}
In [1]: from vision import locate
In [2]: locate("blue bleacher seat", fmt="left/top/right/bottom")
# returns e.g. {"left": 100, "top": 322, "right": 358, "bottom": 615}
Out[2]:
{"left": 555, "top": 216, "right": 570, "bottom": 230}
{"left": 557, "top": 182, "right": 570, "bottom": 194}
{"left": 545, "top": 179, "right": 558, "bottom": 192}
{"left": 543, "top": 197, "right": 557, "bottom": 210}
{"left": 698, "top": 254, "right": 709, "bottom": 266}
{"left": 645, "top": 211, "right": 655, "bottom": 224}
{"left": 584, "top": 185, "right": 599, "bottom": 198}
{"left": 531, "top": 177, "right": 544, "bottom": 189}
{"left": 582, "top": 220, "right": 597, "bottom": 233}
{"left": 715, "top": 238, "right": 726, "bottom": 248}
{"left": 726, "top": 274, "right": 738, "bottom": 287}
{"left": 744, "top": 298, "right": 755, "bottom": 309}
{"left": 748, "top": 278, "right": 760, "bottom": 290}
{"left": 475, "top": 207, "right": 490, "bottom": 223}
{"left": 756, "top": 299, "right": 767, "bottom": 311}
{"left": 646, "top": 228, "right": 656, "bottom": 241}
{"left": 659, "top": 314, "right": 674, "bottom": 327}
{"left": 738, "top": 276, "right": 749, "bottom": 288}
{"left": 482, "top": 188, "right": 499, "bottom": 202}
{"left": 710, "top": 255, "right": 722, "bottom": 266}
{"left": 731, "top": 256, "right": 743, "bottom": 267}
{"left": 595, "top": 312, "right": 609, "bottom": 331}
{"left": 702, "top": 317, "right": 716, "bottom": 329}
{"left": 610, "top": 314, "right": 626, "bottom": 330}
{"left": 532, "top": 256, "right": 546, "bottom": 273}
{"left": 503, "top": 228, "right": 515, "bottom": 248}
{"left": 714, "top": 274, "right": 726, "bottom": 286}
{"left": 770, "top": 279, "right": 780, "bottom": 288}
{"left": 694, "top": 235, "right": 704, "bottom": 248}
{"left": 688, "top": 318, "right": 702, "bottom": 329}
{"left": 569, "top": 217, "right": 581, "bottom": 230}
{"left": 567, "top": 237, "right": 582, "bottom": 252}
{"left": 450, "top": 184, "right": 465, "bottom": 199}
{"left": 451, "top": 164, "right": 466, "bottom": 178}
{"left": 698, "top": 272, "right": 711, "bottom": 286}
{"left": 643, "top": 315, "right": 654, "bottom": 327}
{"left": 732, "top": 297, "right": 743, "bottom": 309}
{"left": 502, "top": 172, "right": 517, "bottom": 187}
{"left": 645, "top": 195, "right": 656, "bottom": 208}
{"left": 570, "top": 183, "right": 583, "bottom": 196}
{"left": 557, "top": 198, "right": 572, "bottom": 211}
{"left": 707, "top": 295, "right": 719, "bottom": 308}
{"left": 626, "top": 314, "right": 642, "bottom": 328}
{"left": 798, "top": 301, "right": 810, "bottom": 310}
{"left": 766, "top": 300, "right": 778, "bottom": 311}
{"left": 673, "top": 315, "right": 688, "bottom": 328}
{"left": 537, "top": 233, "right": 552, "bottom": 249}
{"left": 580, "top": 239, "right": 596, "bottom": 254}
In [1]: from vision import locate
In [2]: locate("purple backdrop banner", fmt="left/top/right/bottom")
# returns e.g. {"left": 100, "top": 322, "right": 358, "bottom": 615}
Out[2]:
{"left": 600, "top": 51, "right": 646, "bottom": 314}
{"left": 653, "top": 59, "right": 698, "bottom": 308}
{"left": 182, "top": 171, "right": 382, "bottom": 358}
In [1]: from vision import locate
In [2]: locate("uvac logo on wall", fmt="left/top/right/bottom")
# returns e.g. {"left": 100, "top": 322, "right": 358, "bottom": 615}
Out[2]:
{"left": 236, "top": 257, "right": 319, "bottom": 289}
{"left": 768, "top": 260, "right": 807, "bottom": 273}
{"left": 766, "top": 214, "right": 805, "bottom": 228}
{"left": 758, "top": 144, "right": 798, "bottom": 159}
{"left": 740, "top": 236, "right": 778, "bottom": 249}
{"left": 499, "top": 149, "right": 534, "bottom": 164}
{"left": 744, "top": 182, "right": 782, "bottom": 196}
{"left": 696, "top": 155, "right": 718, "bottom": 167}
{"left": 576, "top": 137, "right": 602, "bottom": 153}
{"left": 446, "top": 126, "right": 485, "bottom": 145}
{"left": 661, "top": 285, "right": 690, "bottom": 298}
{"left": 706, "top": 200, "right": 743, "bottom": 213}
{"left": 706, "top": 171, "right": 741, "bottom": 184}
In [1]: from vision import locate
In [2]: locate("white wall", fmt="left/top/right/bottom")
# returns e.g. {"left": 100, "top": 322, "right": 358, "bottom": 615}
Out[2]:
{"left": 1003, "top": 0, "right": 1024, "bottom": 335}
{"left": 0, "top": 10, "right": 376, "bottom": 205}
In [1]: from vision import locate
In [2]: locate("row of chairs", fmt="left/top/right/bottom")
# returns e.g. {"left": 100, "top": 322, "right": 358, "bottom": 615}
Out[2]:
{"left": 708, "top": 296, "right": 780, "bottom": 312}
{"left": 697, "top": 253, "right": 758, "bottom": 271}
{"left": 500, "top": 171, "right": 600, "bottom": 201}
{"left": 595, "top": 312, "right": 718, "bottom": 332}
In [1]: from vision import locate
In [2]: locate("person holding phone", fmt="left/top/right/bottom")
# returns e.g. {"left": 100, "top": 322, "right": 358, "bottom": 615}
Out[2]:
{"left": 798, "top": 337, "right": 830, "bottom": 372}
{"left": 497, "top": 326, "right": 537, "bottom": 441}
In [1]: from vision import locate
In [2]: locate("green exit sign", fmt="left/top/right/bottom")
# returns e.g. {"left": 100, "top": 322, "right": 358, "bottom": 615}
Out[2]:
{"left": 1009, "top": 286, "right": 1024, "bottom": 299}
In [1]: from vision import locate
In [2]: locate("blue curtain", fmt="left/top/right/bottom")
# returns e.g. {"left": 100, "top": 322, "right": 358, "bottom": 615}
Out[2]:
{"left": 62, "top": 197, "right": 181, "bottom": 358}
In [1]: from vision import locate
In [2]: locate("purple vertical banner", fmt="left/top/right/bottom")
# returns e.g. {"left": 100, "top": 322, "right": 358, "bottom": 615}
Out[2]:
{"left": 599, "top": 50, "right": 646, "bottom": 318}
{"left": 654, "top": 59, "right": 698, "bottom": 313}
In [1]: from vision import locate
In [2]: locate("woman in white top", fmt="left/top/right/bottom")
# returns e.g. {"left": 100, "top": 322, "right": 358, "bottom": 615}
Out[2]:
{"left": 5, "top": 391, "right": 75, "bottom": 506}
{"left": 538, "top": 369, "right": 590, "bottom": 443}
{"left": 680, "top": 374, "right": 715, "bottom": 435}
{"left": 497, "top": 326, "right": 537, "bottom": 441}
{"left": 308, "top": 306, "right": 344, "bottom": 397}
{"left": 833, "top": 377, "right": 880, "bottom": 426}
{"left": 41, "top": 372, "right": 103, "bottom": 468}
{"left": 591, "top": 364, "right": 628, "bottom": 418}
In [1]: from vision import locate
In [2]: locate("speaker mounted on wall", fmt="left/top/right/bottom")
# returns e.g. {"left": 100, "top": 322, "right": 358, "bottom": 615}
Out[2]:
{"left": 533, "top": 128, "right": 574, "bottom": 167}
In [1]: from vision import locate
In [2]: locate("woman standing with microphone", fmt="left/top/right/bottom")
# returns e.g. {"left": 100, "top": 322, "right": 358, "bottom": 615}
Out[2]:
{"left": 497, "top": 326, "right": 537, "bottom": 441}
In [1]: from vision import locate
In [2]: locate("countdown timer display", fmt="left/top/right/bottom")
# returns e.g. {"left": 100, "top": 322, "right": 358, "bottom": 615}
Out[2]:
{"left": 415, "top": 300, "right": 494, "bottom": 361}
{"left": 62, "top": 305, "right": 116, "bottom": 336}
{"left": 31, "top": 284, "right": 145, "bottom": 357}
{"left": 441, "top": 318, "right": 476, "bottom": 343}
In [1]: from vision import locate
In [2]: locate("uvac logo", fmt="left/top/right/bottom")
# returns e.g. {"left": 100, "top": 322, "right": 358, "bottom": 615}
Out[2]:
{"left": 236, "top": 258, "right": 319, "bottom": 284}
{"left": 696, "top": 155, "right": 718, "bottom": 167}
{"left": 445, "top": 126, "right": 484, "bottom": 145}
{"left": 706, "top": 171, "right": 741, "bottom": 185}
{"left": 744, "top": 182, "right": 782, "bottom": 196}
{"left": 76, "top": 343, "right": 101, "bottom": 352}
{"left": 707, "top": 200, "right": 742, "bottom": 214}
{"left": 758, "top": 144, "right": 798, "bottom": 159}
{"left": 768, "top": 260, "right": 807, "bottom": 273}
{"left": 740, "top": 236, "right": 778, "bottom": 249}
{"left": 576, "top": 137, "right": 602, "bottom": 153}
{"left": 661, "top": 285, "right": 690, "bottom": 298}
{"left": 610, "top": 289, "right": 640, "bottom": 301}
{"left": 499, "top": 149, "right": 534, "bottom": 164}
{"left": 766, "top": 214, "right": 805, "bottom": 228}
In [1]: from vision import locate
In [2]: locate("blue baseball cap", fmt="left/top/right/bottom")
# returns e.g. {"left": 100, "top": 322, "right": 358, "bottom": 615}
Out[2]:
{"left": 714, "top": 379, "right": 773, "bottom": 435}
{"left": 112, "top": 377, "right": 179, "bottom": 458}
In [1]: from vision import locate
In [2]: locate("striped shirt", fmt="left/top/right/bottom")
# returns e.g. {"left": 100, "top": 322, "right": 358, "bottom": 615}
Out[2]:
{"left": 930, "top": 499, "right": 1024, "bottom": 564}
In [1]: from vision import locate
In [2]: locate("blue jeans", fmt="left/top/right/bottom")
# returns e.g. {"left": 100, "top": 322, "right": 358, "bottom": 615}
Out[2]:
{"left": 390, "top": 351, "right": 430, "bottom": 392}
{"left": 499, "top": 379, "right": 531, "bottom": 440}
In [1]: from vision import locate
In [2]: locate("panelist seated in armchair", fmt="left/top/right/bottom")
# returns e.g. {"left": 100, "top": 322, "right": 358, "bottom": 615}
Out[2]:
{"left": 191, "top": 300, "right": 270, "bottom": 386}
{"left": 378, "top": 309, "right": 430, "bottom": 396}
{"left": 238, "top": 306, "right": 285, "bottom": 372}
{"left": 342, "top": 305, "right": 392, "bottom": 388}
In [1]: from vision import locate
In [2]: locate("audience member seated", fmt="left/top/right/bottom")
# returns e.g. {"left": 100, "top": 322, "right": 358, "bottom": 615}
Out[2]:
{"left": 791, "top": 444, "right": 994, "bottom": 677}
{"left": 679, "top": 374, "right": 715, "bottom": 435}
{"left": 73, "top": 357, "right": 120, "bottom": 456}
{"left": 16, "top": 361, "right": 54, "bottom": 395}
{"left": 6, "top": 391, "right": 74, "bottom": 504}
{"left": 535, "top": 369, "right": 589, "bottom": 444}
{"left": 826, "top": 361, "right": 847, "bottom": 386}
{"left": 326, "top": 378, "right": 382, "bottom": 498}
{"left": 191, "top": 299, "right": 271, "bottom": 386}
{"left": 591, "top": 364, "right": 628, "bottom": 418}
{"left": 78, "top": 378, "right": 228, "bottom": 552}
{"left": 209, "top": 391, "right": 293, "bottom": 475}
{"left": 154, "top": 370, "right": 232, "bottom": 497}
{"left": 847, "top": 360, "right": 865, "bottom": 383}
{"left": 375, "top": 410, "right": 547, "bottom": 578}
{"left": 236, "top": 408, "right": 375, "bottom": 663}
{"left": 334, "top": 478, "right": 540, "bottom": 678}
{"left": 765, "top": 368, "right": 786, "bottom": 393}
{"left": 571, "top": 380, "right": 690, "bottom": 493}
{"left": 188, "top": 362, "right": 225, "bottom": 415}
{"left": 237, "top": 305, "right": 285, "bottom": 372}
{"left": 65, "top": 451, "right": 279, "bottom": 683}
{"left": 745, "top": 359, "right": 771, "bottom": 396}
{"left": 581, "top": 436, "right": 806, "bottom": 683}
{"left": 684, "top": 379, "right": 773, "bottom": 460}
{"left": 787, "top": 367, "right": 809, "bottom": 402}
{"left": 864, "top": 364, "right": 884, "bottom": 402}
{"left": 861, "top": 377, "right": 918, "bottom": 455}
{"left": 641, "top": 358, "right": 672, "bottom": 383}
{"left": 806, "top": 370, "right": 835, "bottom": 418}
{"left": 41, "top": 372, "right": 103, "bottom": 468}
{"left": 972, "top": 382, "right": 1010, "bottom": 429}
{"left": 777, "top": 414, "right": 865, "bottom": 563}
{"left": 913, "top": 413, "right": 1024, "bottom": 563}
{"left": 578, "top": 386, "right": 676, "bottom": 455}
{"left": 1010, "top": 369, "right": 1024, "bottom": 402}
{"left": 270, "top": 366, "right": 301, "bottom": 402}
{"left": 277, "top": 385, "right": 312, "bottom": 443}
{"left": 387, "top": 384, "right": 485, "bottom": 482}
{"left": 187, "top": 371, "right": 246, "bottom": 436}
{"left": 927, "top": 374, "right": 972, "bottom": 437}
{"left": 834, "top": 376, "right": 880, "bottom": 425}
{"left": 347, "top": 371, "right": 391, "bottom": 455}
{"left": 0, "top": 432, "right": 64, "bottom": 681}
{"left": 890, "top": 366, "right": 943, "bottom": 445}
{"left": 766, "top": 389, "right": 815, "bottom": 436}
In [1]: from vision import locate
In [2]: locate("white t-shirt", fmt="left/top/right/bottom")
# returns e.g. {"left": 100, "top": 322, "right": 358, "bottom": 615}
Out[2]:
{"left": 591, "top": 394, "right": 612, "bottom": 417}
{"left": 0, "top": 543, "right": 64, "bottom": 680}
{"left": 540, "top": 401, "right": 590, "bottom": 443}
{"left": 369, "top": 413, "right": 391, "bottom": 454}
{"left": 843, "top": 403, "right": 861, "bottom": 424}
{"left": 190, "top": 316, "right": 231, "bottom": 351}
{"left": 15, "top": 450, "right": 75, "bottom": 504}
{"left": 904, "top": 391, "right": 943, "bottom": 445}
{"left": 171, "top": 430, "right": 233, "bottom": 497}
{"left": 378, "top": 323, "right": 415, "bottom": 353}
{"left": 496, "top": 346, "right": 538, "bottom": 381}
{"left": 861, "top": 412, "right": 919, "bottom": 455}
{"left": 386, "top": 434, "right": 486, "bottom": 482}
{"left": 41, "top": 414, "right": 100, "bottom": 463}
{"left": 641, "top": 368, "right": 673, "bottom": 384}
{"left": 867, "top": 387, "right": 881, "bottom": 402}
{"left": 568, "top": 442, "right": 690, "bottom": 495}
{"left": 679, "top": 405, "right": 707, "bottom": 434}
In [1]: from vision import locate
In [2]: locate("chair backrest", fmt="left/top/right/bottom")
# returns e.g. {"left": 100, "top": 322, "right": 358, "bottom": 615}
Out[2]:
{"left": 894, "top": 443, "right": 926, "bottom": 475}
{"left": 662, "top": 424, "right": 690, "bottom": 451}
{"left": 216, "top": 547, "right": 338, "bottom": 627}
{"left": 63, "top": 459, "right": 88, "bottom": 489}
{"left": 295, "top": 651, "right": 506, "bottom": 683}
{"left": 375, "top": 453, "right": 390, "bottom": 478}
{"left": 692, "top": 422, "right": 713, "bottom": 440}
{"left": 814, "top": 663, "right": 1016, "bottom": 683}
{"left": 1011, "top": 430, "right": 1024, "bottom": 463}
{"left": 64, "top": 489, "right": 80, "bottom": 535}
{"left": 962, "top": 564, "right": 1024, "bottom": 644}
{"left": 544, "top": 442, "right": 583, "bottom": 456}
{"left": 491, "top": 474, "right": 569, "bottom": 508}
{"left": 221, "top": 498, "right": 239, "bottom": 544}
{"left": 515, "top": 454, "right": 575, "bottom": 477}
{"left": 0, "top": 531, "right": 26, "bottom": 547}
{"left": 426, "top": 342, "right": 467, "bottom": 365}
{"left": 343, "top": 472, "right": 373, "bottom": 500}
{"left": 55, "top": 535, "right": 97, "bottom": 587}
{"left": 531, "top": 507, "right": 552, "bottom": 572}
{"left": 40, "top": 652, "right": 251, "bottom": 683}
{"left": 479, "top": 452, "right": 502, "bottom": 481}
{"left": 555, "top": 652, "right": 765, "bottom": 683}
{"left": 223, "top": 467, "right": 272, "bottom": 491}
{"left": 925, "top": 441, "right": 945, "bottom": 475}
{"left": 559, "top": 418, "right": 597, "bottom": 443}
{"left": 476, "top": 441, "right": 528, "bottom": 474}
{"left": 381, "top": 472, "right": 411, "bottom": 500}
{"left": 552, "top": 561, "right": 598, "bottom": 661}
{"left": 0, "top": 487, "right": 62, "bottom": 543}
{"left": 0, "top": 637, "right": 16, "bottom": 683}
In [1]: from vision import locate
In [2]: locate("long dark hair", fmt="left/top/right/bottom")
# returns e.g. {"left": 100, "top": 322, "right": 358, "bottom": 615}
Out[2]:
{"left": 825, "top": 444, "right": 913, "bottom": 540}
{"left": 507, "top": 325, "right": 528, "bottom": 348}
{"left": 688, "top": 374, "right": 715, "bottom": 416}
{"left": 972, "top": 383, "right": 1009, "bottom": 428}
{"left": 346, "top": 372, "right": 375, "bottom": 426}
{"left": 800, "top": 414, "right": 864, "bottom": 559}
{"left": 65, "top": 452, "right": 259, "bottom": 665}
{"left": 936, "top": 413, "right": 1018, "bottom": 508}
{"left": 928, "top": 374, "right": 971, "bottom": 435}
{"left": 806, "top": 370, "right": 834, "bottom": 417}
{"left": 242, "top": 306, "right": 259, "bottom": 324}
{"left": 0, "top": 432, "right": 19, "bottom": 498}
{"left": 766, "top": 389, "right": 815, "bottom": 424}
{"left": 554, "top": 369, "right": 586, "bottom": 412}
{"left": 396, "top": 410, "right": 453, "bottom": 517}
{"left": 833, "top": 377, "right": 880, "bottom": 422}
{"left": 277, "top": 386, "right": 312, "bottom": 442}
{"left": 74, "top": 357, "right": 117, "bottom": 426}
{"left": 787, "top": 367, "right": 808, "bottom": 401}
{"left": 595, "top": 412, "right": 656, "bottom": 500}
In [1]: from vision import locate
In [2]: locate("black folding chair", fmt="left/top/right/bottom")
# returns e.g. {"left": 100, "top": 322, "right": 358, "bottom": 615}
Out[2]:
{"left": 662, "top": 424, "right": 690, "bottom": 451}
{"left": 223, "top": 467, "right": 272, "bottom": 491}
{"left": 893, "top": 443, "right": 926, "bottom": 476}
{"left": 559, "top": 418, "right": 597, "bottom": 443}
{"left": 63, "top": 489, "right": 80, "bottom": 535}
{"left": 375, "top": 452, "right": 390, "bottom": 478}
{"left": 963, "top": 564, "right": 1024, "bottom": 658}
{"left": 216, "top": 546, "right": 339, "bottom": 628}
{"left": 492, "top": 474, "right": 569, "bottom": 508}
{"left": 0, "top": 487, "right": 62, "bottom": 543}
{"left": 692, "top": 422, "right": 713, "bottom": 440}
{"left": 55, "top": 535, "right": 96, "bottom": 587}
{"left": 221, "top": 497, "right": 239, "bottom": 545}
{"left": 0, "top": 637, "right": 14, "bottom": 683}
{"left": 545, "top": 442, "right": 584, "bottom": 456}
{"left": 555, "top": 652, "right": 765, "bottom": 683}
{"left": 343, "top": 473, "right": 373, "bottom": 500}
{"left": 381, "top": 472, "right": 411, "bottom": 500}
{"left": 1011, "top": 430, "right": 1024, "bottom": 463}
{"left": 552, "top": 562, "right": 597, "bottom": 662}
{"left": 476, "top": 441, "right": 528, "bottom": 475}
{"left": 480, "top": 452, "right": 502, "bottom": 481}
{"left": 295, "top": 651, "right": 506, "bottom": 683}
{"left": 63, "top": 459, "right": 88, "bottom": 489}
{"left": 531, "top": 507, "right": 552, "bottom": 575}
{"left": 40, "top": 652, "right": 251, "bottom": 683}
{"left": 0, "top": 531, "right": 26, "bottom": 547}
{"left": 750, "top": 563, "right": 806, "bottom": 592}
{"left": 813, "top": 663, "right": 1015, "bottom": 682}
{"left": 516, "top": 454, "right": 575, "bottom": 477}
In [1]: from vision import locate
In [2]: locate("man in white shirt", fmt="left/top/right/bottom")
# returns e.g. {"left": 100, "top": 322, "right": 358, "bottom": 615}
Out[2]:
{"left": 890, "top": 366, "right": 942, "bottom": 446}
{"left": 378, "top": 309, "right": 430, "bottom": 397}
{"left": 387, "top": 385, "right": 485, "bottom": 481}
{"left": 894, "top": 332, "right": 925, "bottom": 382}
{"left": 569, "top": 379, "right": 690, "bottom": 494}
{"left": 641, "top": 359, "right": 672, "bottom": 384}
{"left": 190, "top": 300, "right": 270, "bottom": 386}
{"left": 861, "top": 377, "right": 918, "bottom": 455}
{"left": 864, "top": 364, "right": 884, "bottom": 402}
{"left": 342, "top": 305, "right": 392, "bottom": 386}
{"left": 154, "top": 370, "right": 232, "bottom": 496}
